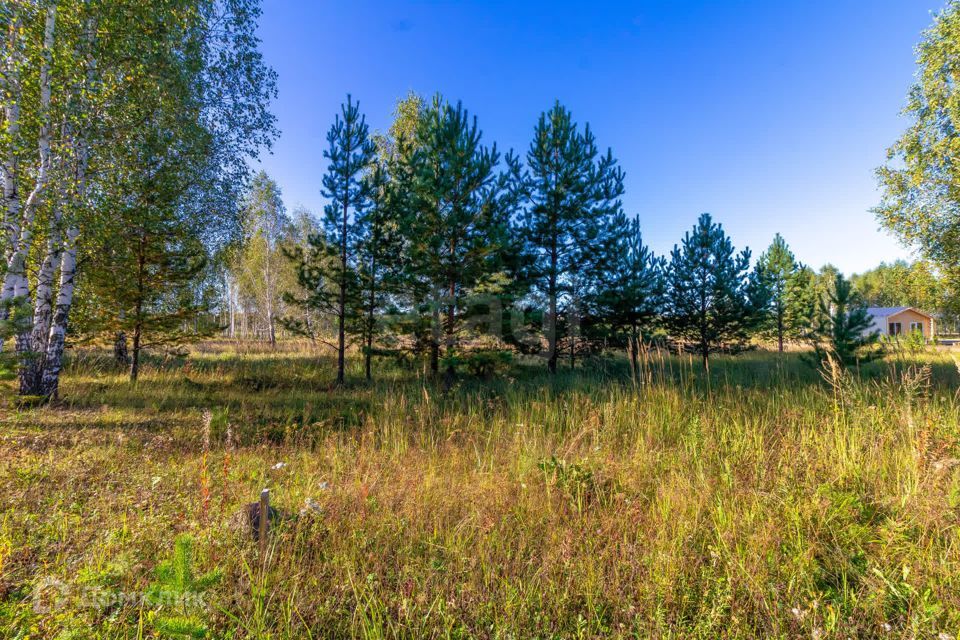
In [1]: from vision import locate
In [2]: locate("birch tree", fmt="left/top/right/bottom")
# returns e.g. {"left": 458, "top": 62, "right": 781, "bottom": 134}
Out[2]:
{"left": 1, "top": 2, "right": 57, "bottom": 342}
{"left": 234, "top": 172, "right": 290, "bottom": 347}
{"left": 876, "top": 0, "right": 960, "bottom": 311}
{"left": 3, "top": 0, "right": 277, "bottom": 398}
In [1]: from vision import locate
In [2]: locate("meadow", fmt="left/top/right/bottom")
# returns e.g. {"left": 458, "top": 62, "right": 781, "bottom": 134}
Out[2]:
{"left": 1, "top": 343, "right": 960, "bottom": 639}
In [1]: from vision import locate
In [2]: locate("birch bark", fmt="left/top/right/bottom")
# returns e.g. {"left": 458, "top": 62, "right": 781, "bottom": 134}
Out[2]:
{"left": 18, "top": 202, "right": 61, "bottom": 394}
{"left": 2, "top": 10, "right": 23, "bottom": 263}
{"left": 39, "top": 224, "right": 78, "bottom": 398}
{"left": 1, "top": 5, "right": 55, "bottom": 307}
{"left": 39, "top": 13, "right": 95, "bottom": 398}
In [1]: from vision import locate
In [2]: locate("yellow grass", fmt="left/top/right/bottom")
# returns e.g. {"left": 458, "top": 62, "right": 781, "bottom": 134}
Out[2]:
{"left": 1, "top": 345, "right": 959, "bottom": 638}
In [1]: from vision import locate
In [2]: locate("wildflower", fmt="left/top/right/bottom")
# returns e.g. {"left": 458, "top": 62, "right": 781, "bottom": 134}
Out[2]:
{"left": 299, "top": 498, "right": 323, "bottom": 516}
{"left": 151, "top": 476, "right": 162, "bottom": 488}
{"left": 938, "top": 633, "right": 954, "bottom": 640}
{"left": 271, "top": 462, "right": 287, "bottom": 471}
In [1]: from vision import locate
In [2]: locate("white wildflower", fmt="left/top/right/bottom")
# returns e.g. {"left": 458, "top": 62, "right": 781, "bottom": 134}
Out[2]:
{"left": 299, "top": 497, "right": 323, "bottom": 516}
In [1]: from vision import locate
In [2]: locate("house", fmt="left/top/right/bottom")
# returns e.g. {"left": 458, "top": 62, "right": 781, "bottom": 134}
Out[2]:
{"left": 865, "top": 307, "right": 935, "bottom": 339}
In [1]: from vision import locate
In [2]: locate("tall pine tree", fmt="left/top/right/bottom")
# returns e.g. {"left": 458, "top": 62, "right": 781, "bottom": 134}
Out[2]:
{"left": 595, "top": 213, "right": 664, "bottom": 376}
{"left": 401, "top": 96, "right": 510, "bottom": 380}
{"left": 511, "top": 102, "right": 624, "bottom": 373}
{"left": 665, "top": 213, "right": 753, "bottom": 368}
{"left": 755, "top": 233, "right": 797, "bottom": 352}
{"left": 290, "top": 95, "right": 375, "bottom": 385}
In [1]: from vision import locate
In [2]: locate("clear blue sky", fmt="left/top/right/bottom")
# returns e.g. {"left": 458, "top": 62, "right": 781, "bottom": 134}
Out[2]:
{"left": 255, "top": 0, "right": 942, "bottom": 275}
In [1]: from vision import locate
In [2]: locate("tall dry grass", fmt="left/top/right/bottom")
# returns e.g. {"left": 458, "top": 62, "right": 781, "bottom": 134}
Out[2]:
{"left": 0, "top": 346, "right": 959, "bottom": 638}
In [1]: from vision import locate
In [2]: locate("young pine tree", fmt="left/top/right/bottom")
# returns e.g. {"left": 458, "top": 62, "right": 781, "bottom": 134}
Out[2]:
{"left": 595, "top": 213, "right": 664, "bottom": 376}
{"left": 664, "top": 213, "right": 753, "bottom": 368}
{"left": 810, "top": 272, "right": 880, "bottom": 367}
{"left": 511, "top": 101, "right": 624, "bottom": 373}
{"left": 75, "top": 123, "right": 224, "bottom": 385}
{"left": 289, "top": 96, "right": 376, "bottom": 385}
{"left": 785, "top": 263, "right": 818, "bottom": 340}
{"left": 402, "top": 97, "right": 510, "bottom": 381}
{"left": 354, "top": 164, "right": 402, "bottom": 380}
{"left": 756, "top": 233, "right": 798, "bottom": 352}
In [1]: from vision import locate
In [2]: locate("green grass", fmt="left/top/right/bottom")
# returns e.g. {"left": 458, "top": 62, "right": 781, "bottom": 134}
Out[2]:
{"left": 1, "top": 343, "right": 960, "bottom": 638}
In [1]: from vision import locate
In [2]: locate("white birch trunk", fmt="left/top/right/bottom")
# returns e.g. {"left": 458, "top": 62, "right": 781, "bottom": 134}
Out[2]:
{"left": 2, "top": 10, "right": 23, "bottom": 263}
{"left": 36, "top": 13, "right": 95, "bottom": 398}
{"left": 18, "top": 204, "right": 62, "bottom": 394}
{"left": 1, "top": 6, "right": 56, "bottom": 307}
{"left": 40, "top": 224, "right": 78, "bottom": 398}
{"left": 263, "top": 247, "right": 276, "bottom": 346}
{"left": 226, "top": 274, "right": 236, "bottom": 338}
{"left": 30, "top": 215, "right": 62, "bottom": 352}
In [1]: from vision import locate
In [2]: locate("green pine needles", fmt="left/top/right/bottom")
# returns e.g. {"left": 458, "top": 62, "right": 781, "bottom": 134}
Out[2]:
{"left": 664, "top": 213, "right": 755, "bottom": 367}
{"left": 809, "top": 273, "right": 882, "bottom": 368}
{"left": 146, "top": 535, "right": 222, "bottom": 639}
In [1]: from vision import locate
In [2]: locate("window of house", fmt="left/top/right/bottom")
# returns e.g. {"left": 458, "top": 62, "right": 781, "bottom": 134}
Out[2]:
{"left": 909, "top": 321, "right": 923, "bottom": 334}
{"left": 889, "top": 322, "right": 902, "bottom": 335}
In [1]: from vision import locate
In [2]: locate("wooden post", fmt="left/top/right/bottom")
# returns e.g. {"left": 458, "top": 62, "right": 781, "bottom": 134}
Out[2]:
{"left": 258, "top": 488, "right": 269, "bottom": 560}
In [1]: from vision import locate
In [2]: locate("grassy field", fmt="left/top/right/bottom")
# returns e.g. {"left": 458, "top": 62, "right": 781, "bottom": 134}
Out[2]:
{"left": 1, "top": 344, "right": 960, "bottom": 639}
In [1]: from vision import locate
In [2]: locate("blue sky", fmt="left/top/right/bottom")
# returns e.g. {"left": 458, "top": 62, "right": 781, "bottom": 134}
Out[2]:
{"left": 255, "top": 0, "right": 942, "bottom": 275}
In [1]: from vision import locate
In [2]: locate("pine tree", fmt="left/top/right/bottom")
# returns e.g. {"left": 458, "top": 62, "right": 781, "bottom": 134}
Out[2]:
{"left": 755, "top": 233, "right": 797, "bottom": 352}
{"left": 511, "top": 102, "right": 624, "bottom": 373}
{"left": 287, "top": 96, "right": 375, "bottom": 385}
{"left": 664, "top": 213, "right": 753, "bottom": 368}
{"left": 354, "top": 164, "right": 402, "bottom": 380}
{"left": 512, "top": 102, "right": 623, "bottom": 372}
{"left": 326, "top": 96, "right": 376, "bottom": 384}
{"left": 595, "top": 213, "right": 664, "bottom": 376}
{"left": 401, "top": 96, "right": 510, "bottom": 381}
{"left": 785, "top": 263, "right": 818, "bottom": 340}
{"left": 54, "top": 112, "right": 227, "bottom": 386}
{"left": 810, "top": 272, "right": 880, "bottom": 367}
